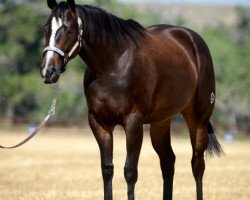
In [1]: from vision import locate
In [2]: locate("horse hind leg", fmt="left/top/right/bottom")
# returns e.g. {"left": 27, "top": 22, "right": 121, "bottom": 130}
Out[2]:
{"left": 150, "top": 118, "right": 175, "bottom": 200}
{"left": 182, "top": 109, "right": 207, "bottom": 200}
{"left": 182, "top": 103, "right": 223, "bottom": 200}
{"left": 190, "top": 125, "right": 208, "bottom": 200}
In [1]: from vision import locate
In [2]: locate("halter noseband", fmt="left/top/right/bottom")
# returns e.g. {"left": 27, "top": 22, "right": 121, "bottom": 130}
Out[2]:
{"left": 43, "top": 17, "right": 84, "bottom": 71}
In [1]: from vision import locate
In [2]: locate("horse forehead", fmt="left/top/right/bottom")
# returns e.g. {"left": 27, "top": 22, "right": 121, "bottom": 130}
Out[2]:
{"left": 51, "top": 16, "right": 63, "bottom": 30}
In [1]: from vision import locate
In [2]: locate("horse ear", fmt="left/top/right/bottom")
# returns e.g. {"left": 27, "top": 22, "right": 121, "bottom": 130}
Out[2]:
{"left": 67, "top": 0, "right": 76, "bottom": 11}
{"left": 47, "top": 0, "right": 57, "bottom": 9}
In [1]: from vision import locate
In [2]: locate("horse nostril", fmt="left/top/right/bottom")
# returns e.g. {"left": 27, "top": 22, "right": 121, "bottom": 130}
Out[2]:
{"left": 50, "top": 67, "right": 56, "bottom": 75}
{"left": 44, "top": 67, "right": 56, "bottom": 78}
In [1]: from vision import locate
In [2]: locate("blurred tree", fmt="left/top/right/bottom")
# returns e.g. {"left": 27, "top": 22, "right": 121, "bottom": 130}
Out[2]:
{"left": 95, "top": 0, "right": 114, "bottom": 6}
{"left": 0, "top": 1, "right": 46, "bottom": 124}
{"left": 235, "top": 6, "right": 250, "bottom": 44}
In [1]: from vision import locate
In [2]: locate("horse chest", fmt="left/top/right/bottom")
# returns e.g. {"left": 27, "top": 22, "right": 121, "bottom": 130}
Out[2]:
{"left": 85, "top": 80, "right": 132, "bottom": 123}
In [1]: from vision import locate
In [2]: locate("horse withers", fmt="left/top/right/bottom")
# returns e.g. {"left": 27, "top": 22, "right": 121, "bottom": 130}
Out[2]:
{"left": 40, "top": 0, "right": 223, "bottom": 199}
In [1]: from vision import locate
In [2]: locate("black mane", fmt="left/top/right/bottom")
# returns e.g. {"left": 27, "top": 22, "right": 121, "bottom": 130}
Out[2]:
{"left": 80, "top": 5, "right": 146, "bottom": 48}
{"left": 50, "top": 3, "right": 146, "bottom": 49}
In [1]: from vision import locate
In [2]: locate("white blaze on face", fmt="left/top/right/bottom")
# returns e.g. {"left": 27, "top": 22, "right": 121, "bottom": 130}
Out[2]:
{"left": 43, "top": 17, "right": 63, "bottom": 77}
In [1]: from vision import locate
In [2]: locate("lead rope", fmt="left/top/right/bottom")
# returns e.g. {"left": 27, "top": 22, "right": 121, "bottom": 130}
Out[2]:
{"left": 0, "top": 81, "right": 59, "bottom": 149}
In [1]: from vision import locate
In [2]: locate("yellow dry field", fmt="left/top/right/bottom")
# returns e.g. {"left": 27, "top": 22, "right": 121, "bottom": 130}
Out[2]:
{"left": 0, "top": 127, "right": 249, "bottom": 200}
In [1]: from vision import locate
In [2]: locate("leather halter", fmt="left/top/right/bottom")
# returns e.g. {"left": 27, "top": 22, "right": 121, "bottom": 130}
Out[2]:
{"left": 43, "top": 17, "right": 84, "bottom": 70}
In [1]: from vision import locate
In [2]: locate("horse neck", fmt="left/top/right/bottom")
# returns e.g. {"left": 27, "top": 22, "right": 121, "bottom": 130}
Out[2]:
{"left": 76, "top": 6, "right": 134, "bottom": 76}
{"left": 79, "top": 37, "right": 128, "bottom": 76}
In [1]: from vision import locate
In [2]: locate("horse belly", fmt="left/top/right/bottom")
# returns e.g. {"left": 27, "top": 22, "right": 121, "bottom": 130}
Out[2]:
{"left": 144, "top": 68, "right": 196, "bottom": 123}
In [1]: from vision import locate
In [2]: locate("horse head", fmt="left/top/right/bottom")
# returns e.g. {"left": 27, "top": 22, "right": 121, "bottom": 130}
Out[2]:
{"left": 40, "top": 0, "right": 83, "bottom": 84}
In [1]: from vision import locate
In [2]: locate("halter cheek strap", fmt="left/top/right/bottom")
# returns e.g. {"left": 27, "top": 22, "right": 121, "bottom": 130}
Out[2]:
{"left": 43, "top": 17, "right": 83, "bottom": 67}
{"left": 64, "top": 18, "right": 83, "bottom": 63}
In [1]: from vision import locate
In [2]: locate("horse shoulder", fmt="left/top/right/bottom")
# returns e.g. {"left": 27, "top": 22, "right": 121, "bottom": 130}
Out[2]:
{"left": 84, "top": 67, "right": 135, "bottom": 124}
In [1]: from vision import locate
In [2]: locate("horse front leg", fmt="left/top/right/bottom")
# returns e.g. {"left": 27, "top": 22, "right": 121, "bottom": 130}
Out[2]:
{"left": 150, "top": 119, "right": 175, "bottom": 200}
{"left": 123, "top": 113, "right": 144, "bottom": 200}
{"left": 88, "top": 113, "right": 115, "bottom": 200}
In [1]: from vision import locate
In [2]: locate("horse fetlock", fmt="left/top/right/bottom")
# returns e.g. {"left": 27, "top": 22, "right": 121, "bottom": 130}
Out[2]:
{"left": 124, "top": 167, "right": 138, "bottom": 184}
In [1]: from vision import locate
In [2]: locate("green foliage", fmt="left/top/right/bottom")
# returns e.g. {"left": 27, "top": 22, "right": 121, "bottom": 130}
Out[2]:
{"left": 235, "top": 6, "right": 250, "bottom": 43}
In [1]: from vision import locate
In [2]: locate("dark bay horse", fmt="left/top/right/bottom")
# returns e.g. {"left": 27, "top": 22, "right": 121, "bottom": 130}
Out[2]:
{"left": 40, "top": 0, "right": 223, "bottom": 199}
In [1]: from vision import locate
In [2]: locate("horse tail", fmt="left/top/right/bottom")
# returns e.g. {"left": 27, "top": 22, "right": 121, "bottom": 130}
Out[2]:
{"left": 206, "top": 121, "right": 224, "bottom": 157}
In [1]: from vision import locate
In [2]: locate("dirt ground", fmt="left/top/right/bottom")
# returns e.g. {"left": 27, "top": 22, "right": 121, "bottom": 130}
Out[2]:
{"left": 0, "top": 127, "right": 249, "bottom": 200}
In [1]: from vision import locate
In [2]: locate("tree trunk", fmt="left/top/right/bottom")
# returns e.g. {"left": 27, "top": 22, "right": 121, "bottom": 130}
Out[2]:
{"left": 3, "top": 101, "right": 14, "bottom": 126}
{"left": 228, "top": 108, "right": 238, "bottom": 134}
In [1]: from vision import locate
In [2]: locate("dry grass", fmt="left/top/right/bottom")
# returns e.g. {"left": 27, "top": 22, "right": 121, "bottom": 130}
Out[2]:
{"left": 0, "top": 127, "right": 250, "bottom": 200}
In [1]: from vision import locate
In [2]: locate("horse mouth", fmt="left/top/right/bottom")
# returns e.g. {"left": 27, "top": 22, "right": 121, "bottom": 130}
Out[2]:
{"left": 44, "top": 73, "right": 59, "bottom": 84}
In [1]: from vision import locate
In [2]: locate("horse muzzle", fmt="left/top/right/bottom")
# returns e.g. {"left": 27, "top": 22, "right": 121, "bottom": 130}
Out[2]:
{"left": 41, "top": 66, "right": 60, "bottom": 84}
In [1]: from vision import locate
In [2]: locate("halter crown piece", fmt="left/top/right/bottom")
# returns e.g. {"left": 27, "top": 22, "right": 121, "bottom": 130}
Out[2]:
{"left": 43, "top": 17, "right": 83, "bottom": 66}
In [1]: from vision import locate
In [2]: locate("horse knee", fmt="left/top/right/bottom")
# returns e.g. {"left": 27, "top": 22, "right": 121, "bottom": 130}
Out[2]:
{"left": 102, "top": 164, "right": 114, "bottom": 181}
{"left": 124, "top": 166, "right": 138, "bottom": 185}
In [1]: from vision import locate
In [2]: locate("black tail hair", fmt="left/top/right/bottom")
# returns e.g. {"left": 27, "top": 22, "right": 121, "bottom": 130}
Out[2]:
{"left": 206, "top": 121, "right": 224, "bottom": 157}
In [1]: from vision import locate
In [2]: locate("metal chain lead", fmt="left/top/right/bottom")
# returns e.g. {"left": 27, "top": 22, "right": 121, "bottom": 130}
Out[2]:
{"left": 48, "top": 80, "right": 59, "bottom": 117}
{"left": 0, "top": 80, "right": 60, "bottom": 149}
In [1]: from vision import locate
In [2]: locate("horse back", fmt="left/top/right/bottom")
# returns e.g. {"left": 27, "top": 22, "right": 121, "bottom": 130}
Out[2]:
{"left": 146, "top": 24, "right": 213, "bottom": 74}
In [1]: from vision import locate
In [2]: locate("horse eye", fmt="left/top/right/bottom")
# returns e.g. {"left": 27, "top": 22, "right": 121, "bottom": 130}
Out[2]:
{"left": 58, "top": 25, "right": 69, "bottom": 35}
{"left": 65, "top": 27, "right": 73, "bottom": 35}
{"left": 64, "top": 24, "right": 75, "bottom": 34}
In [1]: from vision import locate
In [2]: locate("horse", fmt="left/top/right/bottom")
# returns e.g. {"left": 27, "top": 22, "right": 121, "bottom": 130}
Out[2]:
{"left": 40, "top": 0, "right": 223, "bottom": 199}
